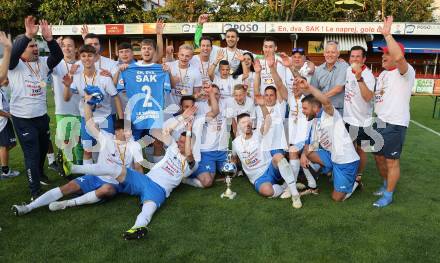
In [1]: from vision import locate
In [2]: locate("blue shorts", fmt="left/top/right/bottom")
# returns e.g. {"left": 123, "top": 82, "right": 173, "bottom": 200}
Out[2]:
{"left": 191, "top": 151, "right": 227, "bottom": 178}
{"left": 316, "top": 149, "right": 359, "bottom": 193}
{"left": 74, "top": 175, "right": 121, "bottom": 194}
{"left": 80, "top": 115, "right": 114, "bottom": 149}
{"left": 254, "top": 162, "right": 282, "bottom": 192}
{"left": 270, "top": 149, "right": 286, "bottom": 156}
{"left": 372, "top": 119, "right": 407, "bottom": 159}
{"left": 120, "top": 168, "right": 166, "bottom": 208}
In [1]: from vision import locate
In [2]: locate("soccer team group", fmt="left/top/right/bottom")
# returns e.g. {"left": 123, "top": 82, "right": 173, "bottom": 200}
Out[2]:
{"left": 2, "top": 14, "right": 414, "bottom": 240}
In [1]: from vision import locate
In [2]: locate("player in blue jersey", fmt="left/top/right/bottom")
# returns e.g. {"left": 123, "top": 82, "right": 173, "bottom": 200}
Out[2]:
{"left": 116, "top": 38, "right": 172, "bottom": 164}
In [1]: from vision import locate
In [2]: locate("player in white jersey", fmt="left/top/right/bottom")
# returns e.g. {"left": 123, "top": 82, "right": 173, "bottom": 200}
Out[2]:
{"left": 196, "top": 14, "right": 250, "bottom": 74}
{"left": 297, "top": 78, "right": 360, "bottom": 202}
{"left": 51, "top": 36, "right": 83, "bottom": 166}
{"left": 63, "top": 45, "right": 123, "bottom": 164}
{"left": 190, "top": 35, "right": 216, "bottom": 84}
{"left": 167, "top": 44, "right": 202, "bottom": 107}
{"left": 232, "top": 112, "right": 302, "bottom": 208}
{"left": 209, "top": 50, "right": 249, "bottom": 99}
{"left": 254, "top": 56, "right": 289, "bottom": 154}
{"left": 54, "top": 113, "right": 196, "bottom": 240}
{"left": 187, "top": 85, "right": 230, "bottom": 188}
{"left": 224, "top": 84, "right": 255, "bottom": 137}
{"left": 343, "top": 46, "right": 376, "bottom": 194}
{"left": 371, "top": 16, "right": 416, "bottom": 208}
{"left": 12, "top": 94, "right": 144, "bottom": 216}
{"left": 254, "top": 37, "right": 293, "bottom": 96}
{"left": 282, "top": 81, "right": 318, "bottom": 197}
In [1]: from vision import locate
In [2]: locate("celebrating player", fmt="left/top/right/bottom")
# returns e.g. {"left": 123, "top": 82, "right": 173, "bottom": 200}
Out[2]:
{"left": 12, "top": 92, "right": 144, "bottom": 215}
{"left": 297, "top": 78, "right": 360, "bottom": 201}
{"left": 63, "top": 44, "right": 123, "bottom": 164}
{"left": 232, "top": 112, "right": 302, "bottom": 208}
{"left": 51, "top": 36, "right": 83, "bottom": 165}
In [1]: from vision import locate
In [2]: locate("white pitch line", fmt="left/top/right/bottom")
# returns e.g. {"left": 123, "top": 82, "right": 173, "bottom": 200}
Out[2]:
{"left": 410, "top": 120, "right": 440, "bottom": 137}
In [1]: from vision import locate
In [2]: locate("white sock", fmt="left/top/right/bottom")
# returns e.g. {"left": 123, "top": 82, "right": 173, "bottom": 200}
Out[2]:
{"left": 344, "top": 181, "right": 359, "bottom": 201}
{"left": 83, "top": 159, "right": 93, "bottom": 165}
{"left": 71, "top": 163, "right": 122, "bottom": 178}
{"left": 65, "top": 191, "right": 101, "bottom": 207}
{"left": 277, "top": 158, "right": 300, "bottom": 196}
{"left": 270, "top": 184, "right": 283, "bottom": 198}
{"left": 290, "top": 159, "right": 300, "bottom": 181}
{"left": 47, "top": 153, "right": 55, "bottom": 165}
{"left": 133, "top": 202, "right": 157, "bottom": 228}
{"left": 182, "top": 177, "right": 204, "bottom": 188}
{"left": 152, "top": 155, "right": 164, "bottom": 163}
{"left": 28, "top": 187, "right": 63, "bottom": 210}
{"left": 303, "top": 168, "right": 317, "bottom": 188}
{"left": 310, "top": 162, "right": 320, "bottom": 172}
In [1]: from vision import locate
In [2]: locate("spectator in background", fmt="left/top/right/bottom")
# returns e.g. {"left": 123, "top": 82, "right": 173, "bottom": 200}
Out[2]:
{"left": 8, "top": 16, "right": 63, "bottom": 200}
{"left": 310, "top": 41, "right": 349, "bottom": 116}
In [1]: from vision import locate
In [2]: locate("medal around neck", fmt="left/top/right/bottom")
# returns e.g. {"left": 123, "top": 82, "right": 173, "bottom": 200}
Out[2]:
{"left": 220, "top": 151, "right": 237, "bottom": 200}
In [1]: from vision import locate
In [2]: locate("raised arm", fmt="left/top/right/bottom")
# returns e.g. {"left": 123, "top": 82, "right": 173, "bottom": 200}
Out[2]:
{"left": 84, "top": 94, "right": 101, "bottom": 139}
{"left": 255, "top": 95, "right": 271, "bottom": 136}
{"left": 236, "top": 52, "right": 249, "bottom": 80}
{"left": 163, "top": 105, "right": 198, "bottom": 135}
{"left": 208, "top": 49, "right": 224, "bottom": 81}
{"left": 0, "top": 32, "right": 12, "bottom": 82}
{"left": 154, "top": 19, "right": 164, "bottom": 63}
{"left": 297, "top": 77, "right": 334, "bottom": 116}
{"left": 63, "top": 74, "right": 73, "bottom": 101}
{"left": 380, "top": 16, "right": 408, "bottom": 74}
{"left": 184, "top": 119, "right": 195, "bottom": 163}
{"left": 267, "top": 56, "right": 288, "bottom": 102}
{"left": 253, "top": 59, "right": 262, "bottom": 96}
{"left": 194, "top": 14, "right": 209, "bottom": 49}
{"left": 205, "top": 86, "right": 219, "bottom": 119}
{"left": 10, "top": 16, "right": 38, "bottom": 70}
{"left": 40, "top": 19, "right": 63, "bottom": 70}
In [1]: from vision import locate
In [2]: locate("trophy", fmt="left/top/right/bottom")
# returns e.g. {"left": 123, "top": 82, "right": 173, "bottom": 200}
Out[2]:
{"left": 220, "top": 151, "right": 237, "bottom": 200}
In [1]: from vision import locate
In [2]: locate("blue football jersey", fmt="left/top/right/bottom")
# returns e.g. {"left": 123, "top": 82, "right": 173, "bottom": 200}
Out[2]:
{"left": 117, "top": 63, "right": 171, "bottom": 129}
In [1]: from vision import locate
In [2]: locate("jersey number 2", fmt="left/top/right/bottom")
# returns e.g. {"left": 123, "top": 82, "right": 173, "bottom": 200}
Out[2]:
{"left": 142, "top": 85, "right": 153, "bottom": 107}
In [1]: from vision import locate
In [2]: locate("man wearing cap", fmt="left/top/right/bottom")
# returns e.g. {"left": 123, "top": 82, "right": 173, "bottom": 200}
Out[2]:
{"left": 310, "top": 41, "right": 349, "bottom": 116}
{"left": 372, "top": 16, "right": 415, "bottom": 208}
{"left": 291, "top": 48, "right": 315, "bottom": 83}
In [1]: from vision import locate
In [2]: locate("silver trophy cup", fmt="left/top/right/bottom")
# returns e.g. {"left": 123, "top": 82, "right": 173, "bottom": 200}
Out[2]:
{"left": 220, "top": 151, "right": 237, "bottom": 199}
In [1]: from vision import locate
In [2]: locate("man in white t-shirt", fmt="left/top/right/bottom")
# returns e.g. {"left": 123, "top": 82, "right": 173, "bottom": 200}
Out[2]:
{"left": 297, "top": 78, "right": 360, "bottom": 202}
{"left": 371, "top": 16, "right": 416, "bottom": 208}
{"left": 8, "top": 17, "right": 63, "bottom": 199}
{"left": 63, "top": 45, "right": 123, "bottom": 164}
{"left": 188, "top": 85, "right": 229, "bottom": 188}
{"left": 224, "top": 84, "right": 255, "bottom": 137}
{"left": 190, "top": 35, "right": 216, "bottom": 84}
{"left": 254, "top": 56, "right": 289, "bottom": 155}
{"left": 12, "top": 94, "right": 144, "bottom": 216}
{"left": 167, "top": 44, "right": 202, "bottom": 107}
{"left": 209, "top": 51, "right": 249, "bottom": 99}
{"left": 232, "top": 112, "right": 302, "bottom": 208}
{"left": 291, "top": 48, "right": 315, "bottom": 83}
{"left": 51, "top": 36, "right": 83, "bottom": 165}
{"left": 343, "top": 46, "right": 376, "bottom": 194}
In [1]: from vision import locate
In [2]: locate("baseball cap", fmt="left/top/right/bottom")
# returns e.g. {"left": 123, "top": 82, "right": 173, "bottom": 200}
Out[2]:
{"left": 379, "top": 42, "right": 405, "bottom": 55}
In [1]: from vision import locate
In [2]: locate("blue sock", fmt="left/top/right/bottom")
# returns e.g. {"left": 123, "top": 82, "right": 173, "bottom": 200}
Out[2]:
{"left": 373, "top": 191, "right": 393, "bottom": 207}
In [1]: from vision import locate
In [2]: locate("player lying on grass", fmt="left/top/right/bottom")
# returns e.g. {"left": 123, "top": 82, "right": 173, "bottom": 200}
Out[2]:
{"left": 231, "top": 111, "right": 302, "bottom": 209}
{"left": 297, "top": 77, "right": 360, "bottom": 201}
{"left": 58, "top": 115, "right": 197, "bottom": 240}
{"left": 12, "top": 94, "right": 144, "bottom": 216}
